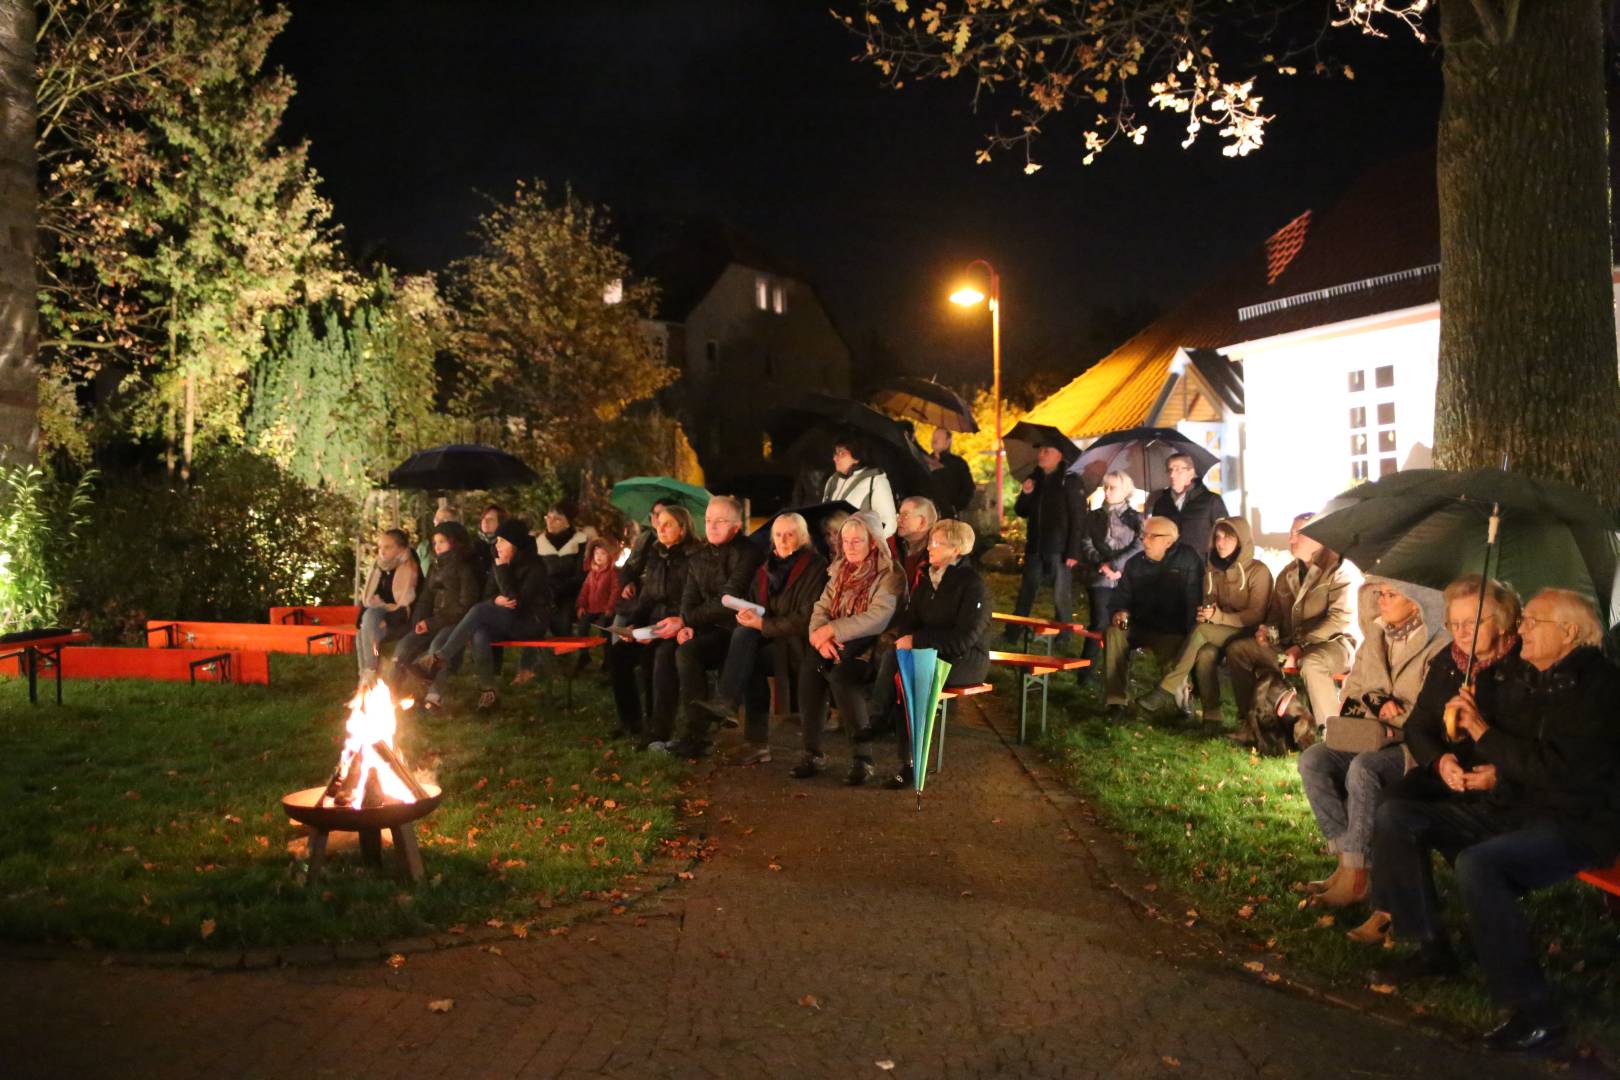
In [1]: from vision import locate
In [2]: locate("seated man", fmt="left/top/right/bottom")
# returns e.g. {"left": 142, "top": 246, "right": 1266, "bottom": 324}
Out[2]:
{"left": 657, "top": 495, "right": 764, "bottom": 758}
{"left": 1224, "top": 512, "right": 1356, "bottom": 742}
{"left": 1371, "top": 588, "right": 1620, "bottom": 1052}
{"left": 1295, "top": 577, "right": 1450, "bottom": 909}
{"left": 1102, "top": 516, "right": 1202, "bottom": 720}
{"left": 889, "top": 495, "right": 936, "bottom": 595}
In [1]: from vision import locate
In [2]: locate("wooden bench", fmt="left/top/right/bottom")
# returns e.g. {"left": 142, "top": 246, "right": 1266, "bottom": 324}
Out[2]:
{"left": 269, "top": 604, "right": 360, "bottom": 627}
{"left": 490, "top": 636, "right": 605, "bottom": 707}
{"left": 989, "top": 650, "right": 1092, "bottom": 743}
{"left": 1579, "top": 860, "right": 1620, "bottom": 899}
{"left": 0, "top": 645, "right": 270, "bottom": 686}
{"left": 929, "top": 682, "right": 994, "bottom": 773}
{"left": 147, "top": 620, "right": 355, "bottom": 656}
{"left": 0, "top": 630, "right": 91, "bottom": 704}
{"left": 993, "top": 612, "right": 1101, "bottom": 656}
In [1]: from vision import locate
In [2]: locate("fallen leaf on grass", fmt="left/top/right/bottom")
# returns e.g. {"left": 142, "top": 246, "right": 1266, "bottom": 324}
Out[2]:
{"left": 387, "top": 953, "right": 406, "bottom": 969}
{"left": 767, "top": 863, "right": 783, "bottom": 872}
{"left": 427, "top": 999, "right": 454, "bottom": 1013}
{"left": 1367, "top": 983, "right": 1397, "bottom": 995}
{"left": 1236, "top": 904, "right": 1255, "bottom": 920}
{"left": 1242, "top": 961, "right": 1265, "bottom": 973}
{"left": 447, "top": 924, "right": 466, "bottom": 935}
{"left": 485, "top": 917, "right": 505, "bottom": 929}
{"left": 798, "top": 994, "right": 821, "bottom": 1010}
{"left": 1315, "top": 915, "right": 1336, "bottom": 929}
{"left": 200, "top": 919, "right": 216, "bottom": 940}
{"left": 876, "top": 1062, "right": 895, "bottom": 1072}
{"left": 1162, "top": 1056, "right": 1181, "bottom": 1068}
{"left": 511, "top": 924, "right": 529, "bottom": 939}
{"left": 677, "top": 871, "right": 695, "bottom": 880}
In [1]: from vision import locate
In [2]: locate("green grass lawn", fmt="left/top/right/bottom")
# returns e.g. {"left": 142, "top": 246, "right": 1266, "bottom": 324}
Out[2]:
{"left": 0, "top": 654, "right": 689, "bottom": 951}
{"left": 983, "top": 570, "right": 1620, "bottom": 1045}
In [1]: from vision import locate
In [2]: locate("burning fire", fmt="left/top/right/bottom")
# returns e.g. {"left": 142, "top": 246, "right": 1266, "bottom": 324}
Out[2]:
{"left": 321, "top": 680, "right": 426, "bottom": 807}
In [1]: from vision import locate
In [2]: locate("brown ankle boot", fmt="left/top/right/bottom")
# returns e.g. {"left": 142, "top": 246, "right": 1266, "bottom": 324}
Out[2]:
{"left": 1305, "top": 863, "right": 1345, "bottom": 896}
{"left": 1346, "top": 910, "right": 1392, "bottom": 944}
{"left": 1316, "top": 867, "right": 1369, "bottom": 908}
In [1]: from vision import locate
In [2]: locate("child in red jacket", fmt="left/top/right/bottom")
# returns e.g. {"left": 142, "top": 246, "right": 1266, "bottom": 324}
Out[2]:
{"left": 575, "top": 537, "right": 622, "bottom": 668}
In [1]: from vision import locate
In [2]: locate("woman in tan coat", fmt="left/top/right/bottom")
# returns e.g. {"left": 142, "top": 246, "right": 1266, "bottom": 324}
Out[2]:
{"left": 1139, "top": 517, "right": 1272, "bottom": 723}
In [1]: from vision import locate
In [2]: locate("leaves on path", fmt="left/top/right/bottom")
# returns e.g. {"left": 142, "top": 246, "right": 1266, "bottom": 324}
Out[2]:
{"left": 1242, "top": 960, "right": 1265, "bottom": 973}
{"left": 798, "top": 994, "right": 822, "bottom": 1010}
{"left": 199, "top": 918, "right": 216, "bottom": 940}
{"left": 387, "top": 953, "right": 406, "bottom": 969}
{"left": 427, "top": 998, "right": 454, "bottom": 1013}
{"left": 1368, "top": 983, "right": 1397, "bottom": 995}
{"left": 876, "top": 1062, "right": 896, "bottom": 1071}
{"left": 1162, "top": 1056, "right": 1181, "bottom": 1068}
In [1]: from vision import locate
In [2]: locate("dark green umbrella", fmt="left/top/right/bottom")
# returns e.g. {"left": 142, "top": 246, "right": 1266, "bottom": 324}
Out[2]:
{"left": 610, "top": 476, "right": 711, "bottom": 523}
{"left": 1301, "top": 468, "right": 1620, "bottom": 625}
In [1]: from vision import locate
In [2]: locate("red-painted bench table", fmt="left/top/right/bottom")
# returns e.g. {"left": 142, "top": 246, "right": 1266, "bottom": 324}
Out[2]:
{"left": 147, "top": 620, "right": 356, "bottom": 656}
{"left": 0, "top": 630, "right": 91, "bottom": 704}
{"left": 929, "top": 681, "right": 994, "bottom": 773}
{"left": 1, "top": 645, "right": 269, "bottom": 686}
{"left": 993, "top": 612, "right": 1102, "bottom": 655}
{"left": 989, "top": 650, "right": 1092, "bottom": 743}
{"left": 491, "top": 636, "right": 605, "bottom": 707}
{"left": 269, "top": 604, "right": 361, "bottom": 627}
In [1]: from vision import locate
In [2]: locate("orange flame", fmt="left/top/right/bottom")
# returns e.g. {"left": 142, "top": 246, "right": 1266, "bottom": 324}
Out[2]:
{"left": 334, "top": 680, "right": 418, "bottom": 803}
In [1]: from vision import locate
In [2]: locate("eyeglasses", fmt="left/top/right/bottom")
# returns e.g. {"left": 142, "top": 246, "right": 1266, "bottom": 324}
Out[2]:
{"left": 1518, "top": 613, "right": 1562, "bottom": 631}
{"left": 1445, "top": 614, "right": 1496, "bottom": 634}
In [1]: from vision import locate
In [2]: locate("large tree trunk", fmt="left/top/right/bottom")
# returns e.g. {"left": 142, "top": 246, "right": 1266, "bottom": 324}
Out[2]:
{"left": 0, "top": 0, "right": 37, "bottom": 465}
{"left": 1434, "top": 0, "right": 1620, "bottom": 507}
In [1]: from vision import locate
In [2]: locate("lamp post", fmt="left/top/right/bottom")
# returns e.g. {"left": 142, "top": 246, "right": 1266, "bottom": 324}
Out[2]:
{"left": 950, "top": 260, "right": 1003, "bottom": 523}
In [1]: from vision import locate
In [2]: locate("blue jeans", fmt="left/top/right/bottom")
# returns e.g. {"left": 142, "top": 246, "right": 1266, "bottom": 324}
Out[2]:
{"left": 1012, "top": 552, "right": 1073, "bottom": 630}
{"left": 437, "top": 602, "right": 544, "bottom": 692}
{"left": 357, "top": 606, "right": 410, "bottom": 675}
{"left": 1297, "top": 743, "right": 1406, "bottom": 866}
{"left": 1373, "top": 797, "right": 1591, "bottom": 1009}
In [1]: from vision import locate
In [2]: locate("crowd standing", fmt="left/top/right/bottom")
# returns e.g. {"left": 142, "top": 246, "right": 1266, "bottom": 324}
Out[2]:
{"left": 358, "top": 435, "right": 1618, "bottom": 1053}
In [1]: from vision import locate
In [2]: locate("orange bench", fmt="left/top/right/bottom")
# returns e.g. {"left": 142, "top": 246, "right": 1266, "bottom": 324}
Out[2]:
{"left": 492, "top": 636, "right": 605, "bottom": 707}
{"left": 1578, "top": 860, "right": 1620, "bottom": 908}
{"left": 1, "top": 645, "right": 269, "bottom": 686}
{"left": 990, "top": 650, "right": 1092, "bottom": 742}
{"left": 147, "top": 620, "right": 355, "bottom": 656}
{"left": 993, "top": 612, "right": 1102, "bottom": 655}
{"left": 0, "top": 630, "right": 92, "bottom": 704}
{"left": 269, "top": 605, "right": 360, "bottom": 627}
{"left": 929, "top": 682, "right": 994, "bottom": 773}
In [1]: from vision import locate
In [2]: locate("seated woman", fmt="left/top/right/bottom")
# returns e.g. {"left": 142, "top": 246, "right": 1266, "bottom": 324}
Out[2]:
{"left": 1295, "top": 576, "right": 1450, "bottom": 909}
{"left": 607, "top": 505, "right": 697, "bottom": 745}
{"left": 870, "top": 519, "right": 992, "bottom": 790}
{"left": 689, "top": 512, "right": 829, "bottom": 765}
{"left": 388, "top": 521, "right": 483, "bottom": 708}
{"left": 1137, "top": 516, "right": 1271, "bottom": 722}
{"left": 791, "top": 511, "right": 903, "bottom": 784}
{"left": 822, "top": 431, "right": 898, "bottom": 538}
{"left": 536, "top": 500, "right": 593, "bottom": 636}
{"left": 357, "top": 528, "right": 421, "bottom": 680}
{"left": 414, "top": 519, "right": 551, "bottom": 712}
{"left": 1076, "top": 471, "right": 1141, "bottom": 685}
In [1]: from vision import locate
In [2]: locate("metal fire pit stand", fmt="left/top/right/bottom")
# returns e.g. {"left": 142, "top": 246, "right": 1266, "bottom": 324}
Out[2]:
{"left": 281, "top": 785, "right": 443, "bottom": 883}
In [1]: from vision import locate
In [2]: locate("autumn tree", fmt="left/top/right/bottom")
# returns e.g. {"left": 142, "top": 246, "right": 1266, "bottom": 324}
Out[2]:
{"left": 0, "top": 0, "right": 37, "bottom": 464}
{"left": 449, "top": 182, "right": 675, "bottom": 469}
{"left": 852, "top": 0, "right": 1620, "bottom": 507}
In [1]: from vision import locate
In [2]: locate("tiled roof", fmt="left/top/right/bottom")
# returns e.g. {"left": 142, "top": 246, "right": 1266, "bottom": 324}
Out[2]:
{"left": 1024, "top": 149, "right": 1442, "bottom": 436}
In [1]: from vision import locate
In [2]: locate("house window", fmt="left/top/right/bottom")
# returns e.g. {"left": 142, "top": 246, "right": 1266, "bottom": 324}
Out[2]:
{"left": 755, "top": 277, "right": 769, "bottom": 311}
{"left": 1347, "top": 370, "right": 1366, "bottom": 393}
{"left": 1379, "top": 457, "right": 1399, "bottom": 477}
{"left": 1348, "top": 363, "right": 1400, "bottom": 483}
{"left": 1376, "top": 402, "right": 1395, "bottom": 425}
{"left": 772, "top": 285, "right": 786, "bottom": 315}
{"left": 1348, "top": 406, "right": 1366, "bottom": 429}
{"left": 1375, "top": 364, "right": 1395, "bottom": 389}
{"left": 1351, "top": 460, "right": 1369, "bottom": 481}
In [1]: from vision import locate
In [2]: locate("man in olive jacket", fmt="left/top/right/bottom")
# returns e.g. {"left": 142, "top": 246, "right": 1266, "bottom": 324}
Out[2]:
{"left": 1372, "top": 589, "right": 1620, "bottom": 1052}
{"left": 661, "top": 496, "right": 764, "bottom": 756}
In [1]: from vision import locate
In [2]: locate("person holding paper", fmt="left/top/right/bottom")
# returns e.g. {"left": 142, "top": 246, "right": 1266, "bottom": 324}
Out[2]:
{"left": 689, "top": 512, "right": 828, "bottom": 765}
{"left": 791, "top": 511, "right": 903, "bottom": 784}
{"left": 652, "top": 496, "right": 764, "bottom": 758}
{"left": 607, "top": 505, "right": 698, "bottom": 746}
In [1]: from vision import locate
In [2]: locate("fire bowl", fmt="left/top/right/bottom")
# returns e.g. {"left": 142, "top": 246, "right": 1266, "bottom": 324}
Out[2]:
{"left": 280, "top": 784, "right": 443, "bottom": 832}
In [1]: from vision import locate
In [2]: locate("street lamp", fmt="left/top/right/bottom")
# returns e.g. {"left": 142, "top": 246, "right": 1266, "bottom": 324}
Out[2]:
{"left": 949, "top": 260, "right": 1003, "bottom": 523}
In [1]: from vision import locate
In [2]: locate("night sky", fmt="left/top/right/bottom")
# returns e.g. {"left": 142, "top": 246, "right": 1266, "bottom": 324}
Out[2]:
{"left": 273, "top": 0, "right": 1442, "bottom": 392}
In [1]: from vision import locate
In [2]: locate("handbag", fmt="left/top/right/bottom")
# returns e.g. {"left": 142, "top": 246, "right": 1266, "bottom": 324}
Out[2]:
{"left": 1324, "top": 714, "right": 1402, "bottom": 754}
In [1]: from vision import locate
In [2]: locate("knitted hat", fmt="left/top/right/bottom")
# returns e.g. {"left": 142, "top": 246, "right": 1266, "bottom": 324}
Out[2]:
{"left": 494, "top": 519, "right": 532, "bottom": 548}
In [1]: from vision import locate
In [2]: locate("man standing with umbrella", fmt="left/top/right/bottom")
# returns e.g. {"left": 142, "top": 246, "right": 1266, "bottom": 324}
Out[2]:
{"left": 1145, "top": 454, "right": 1227, "bottom": 560}
{"left": 927, "top": 428, "right": 976, "bottom": 520}
{"left": 1006, "top": 439, "right": 1086, "bottom": 641}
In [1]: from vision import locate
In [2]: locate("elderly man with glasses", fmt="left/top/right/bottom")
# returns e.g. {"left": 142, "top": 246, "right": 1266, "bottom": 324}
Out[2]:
{"left": 1101, "top": 516, "right": 1203, "bottom": 720}
{"left": 1371, "top": 587, "right": 1620, "bottom": 1053}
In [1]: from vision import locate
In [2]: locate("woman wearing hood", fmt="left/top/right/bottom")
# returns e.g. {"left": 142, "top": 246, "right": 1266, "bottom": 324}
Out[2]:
{"left": 388, "top": 521, "right": 483, "bottom": 707}
{"left": 792, "top": 510, "right": 904, "bottom": 784}
{"left": 1296, "top": 575, "right": 1451, "bottom": 908}
{"left": 821, "top": 431, "right": 898, "bottom": 538}
{"left": 1137, "top": 516, "right": 1270, "bottom": 723}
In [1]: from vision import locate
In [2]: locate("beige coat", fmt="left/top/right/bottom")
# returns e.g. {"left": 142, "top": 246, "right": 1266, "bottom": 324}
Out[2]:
{"left": 1339, "top": 578, "right": 1451, "bottom": 729}
{"left": 809, "top": 563, "right": 904, "bottom": 646}
{"left": 1265, "top": 550, "right": 1355, "bottom": 647}
{"left": 1201, "top": 517, "right": 1273, "bottom": 630}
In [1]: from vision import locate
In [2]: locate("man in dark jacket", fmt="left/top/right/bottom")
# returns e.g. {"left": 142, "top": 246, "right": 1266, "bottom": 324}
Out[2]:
{"left": 927, "top": 428, "right": 976, "bottom": 519}
{"left": 1008, "top": 440, "right": 1085, "bottom": 640}
{"left": 657, "top": 496, "right": 764, "bottom": 757}
{"left": 1102, "top": 516, "right": 1202, "bottom": 718}
{"left": 388, "top": 522, "right": 483, "bottom": 700}
{"left": 1371, "top": 589, "right": 1620, "bottom": 1052}
{"left": 1145, "top": 453, "right": 1226, "bottom": 561}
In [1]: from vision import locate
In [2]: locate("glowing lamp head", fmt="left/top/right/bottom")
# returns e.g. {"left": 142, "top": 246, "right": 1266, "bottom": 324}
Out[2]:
{"left": 949, "top": 286, "right": 986, "bottom": 307}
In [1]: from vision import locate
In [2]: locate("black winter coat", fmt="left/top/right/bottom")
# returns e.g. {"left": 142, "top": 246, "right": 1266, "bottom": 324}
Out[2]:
{"left": 488, "top": 551, "right": 554, "bottom": 627}
{"left": 681, "top": 533, "right": 766, "bottom": 630}
{"left": 537, "top": 528, "right": 590, "bottom": 609}
{"left": 410, "top": 549, "right": 484, "bottom": 634}
{"left": 1404, "top": 646, "right": 1519, "bottom": 772}
{"left": 929, "top": 451, "right": 976, "bottom": 519}
{"left": 1108, "top": 543, "right": 1203, "bottom": 635}
{"left": 1145, "top": 480, "right": 1227, "bottom": 560}
{"left": 751, "top": 549, "right": 829, "bottom": 643}
{"left": 891, "top": 561, "right": 992, "bottom": 685}
{"left": 622, "top": 540, "right": 697, "bottom": 626}
{"left": 1472, "top": 645, "right": 1620, "bottom": 865}
{"left": 1014, "top": 468, "right": 1085, "bottom": 561}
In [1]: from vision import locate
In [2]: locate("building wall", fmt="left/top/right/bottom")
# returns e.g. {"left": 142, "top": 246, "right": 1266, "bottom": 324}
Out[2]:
{"left": 1232, "top": 312, "right": 1440, "bottom": 548}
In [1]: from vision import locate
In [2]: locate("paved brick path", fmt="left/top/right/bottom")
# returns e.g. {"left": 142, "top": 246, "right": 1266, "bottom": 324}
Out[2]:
{"left": 0, "top": 699, "right": 1546, "bottom": 1079}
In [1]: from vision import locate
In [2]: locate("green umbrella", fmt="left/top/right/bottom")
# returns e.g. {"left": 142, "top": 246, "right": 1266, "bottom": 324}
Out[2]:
{"left": 610, "top": 476, "right": 712, "bottom": 523}
{"left": 896, "top": 647, "right": 953, "bottom": 810}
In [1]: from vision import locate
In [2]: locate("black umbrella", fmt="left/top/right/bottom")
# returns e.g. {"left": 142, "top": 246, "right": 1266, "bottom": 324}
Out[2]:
{"left": 867, "top": 377, "right": 979, "bottom": 433}
{"left": 766, "top": 394, "right": 934, "bottom": 499}
{"left": 1301, "top": 468, "right": 1620, "bottom": 631}
{"left": 748, "top": 500, "right": 858, "bottom": 561}
{"left": 1002, "top": 421, "right": 1079, "bottom": 481}
{"left": 387, "top": 444, "right": 540, "bottom": 490}
{"left": 1070, "top": 426, "right": 1219, "bottom": 493}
